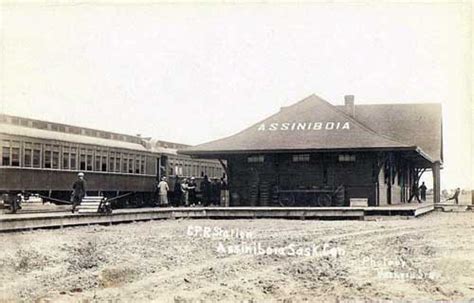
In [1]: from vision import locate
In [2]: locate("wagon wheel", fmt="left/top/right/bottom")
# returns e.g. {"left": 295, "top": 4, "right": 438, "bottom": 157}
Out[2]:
{"left": 279, "top": 193, "right": 296, "bottom": 207}
{"left": 317, "top": 194, "right": 332, "bottom": 207}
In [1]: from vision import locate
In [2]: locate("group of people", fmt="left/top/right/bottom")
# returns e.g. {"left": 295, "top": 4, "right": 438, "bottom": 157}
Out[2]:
{"left": 408, "top": 181, "right": 428, "bottom": 203}
{"left": 408, "top": 181, "right": 461, "bottom": 204}
{"left": 156, "top": 175, "right": 228, "bottom": 207}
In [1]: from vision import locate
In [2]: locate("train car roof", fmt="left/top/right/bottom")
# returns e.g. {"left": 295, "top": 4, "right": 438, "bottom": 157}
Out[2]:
{"left": 0, "top": 123, "right": 149, "bottom": 152}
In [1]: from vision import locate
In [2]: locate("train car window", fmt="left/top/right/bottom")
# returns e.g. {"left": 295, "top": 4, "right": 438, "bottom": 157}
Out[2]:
{"left": 141, "top": 156, "right": 145, "bottom": 174}
{"left": 115, "top": 153, "right": 121, "bottom": 173}
{"left": 135, "top": 157, "right": 140, "bottom": 174}
{"left": 44, "top": 145, "right": 52, "bottom": 168}
{"left": 86, "top": 150, "right": 93, "bottom": 171}
{"left": 95, "top": 150, "right": 101, "bottom": 171}
{"left": 80, "top": 149, "right": 86, "bottom": 170}
{"left": 11, "top": 141, "right": 20, "bottom": 167}
{"left": 70, "top": 147, "right": 77, "bottom": 170}
{"left": 33, "top": 144, "right": 41, "bottom": 168}
{"left": 101, "top": 151, "right": 107, "bottom": 172}
{"left": 24, "top": 143, "right": 32, "bottom": 167}
{"left": 128, "top": 156, "right": 134, "bottom": 174}
{"left": 63, "top": 146, "right": 70, "bottom": 170}
{"left": 52, "top": 151, "right": 59, "bottom": 169}
{"left": 1, "top": 140, "right": 10, "bottom": 166}
{"left": 122, "top": 154, "right": 128, "bottom": 173}
{"left": 109, "top": 152, "right": 115, "bottom": 172}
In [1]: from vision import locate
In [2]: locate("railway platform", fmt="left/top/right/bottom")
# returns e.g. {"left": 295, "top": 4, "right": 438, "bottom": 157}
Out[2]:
{"left": 0, "top": 203, "right": 435, "bottom": 232}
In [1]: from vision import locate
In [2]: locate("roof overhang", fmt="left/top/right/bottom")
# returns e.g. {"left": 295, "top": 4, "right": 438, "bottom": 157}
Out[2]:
{"left": 179, "top": 146, "right": 436, "bottom": 167}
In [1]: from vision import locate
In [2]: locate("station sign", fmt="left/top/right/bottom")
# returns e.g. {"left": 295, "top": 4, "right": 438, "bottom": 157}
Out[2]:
{"left": 257, "top": 121, "right": 351, "bottom": 131}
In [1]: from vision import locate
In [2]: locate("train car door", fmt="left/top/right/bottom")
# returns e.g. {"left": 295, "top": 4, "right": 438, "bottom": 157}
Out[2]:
{"left": 158, "top": 156, "right": 168, "bottom": 180}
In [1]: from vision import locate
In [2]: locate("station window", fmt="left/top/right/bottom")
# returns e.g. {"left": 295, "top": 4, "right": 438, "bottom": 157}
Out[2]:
{"left": 52, "top": 145, "right": 60, "bottom": 169}
{"left": 292, "top": 154, "right": 310, "bottom": 162}
{"left": 338, "top": 154, "right": 356, "bottom": 162}
{"left": 109, "top": 152, "right": 115, "bottom": 172}
{"left": 44, "top": 145, "right": 52, "bottom": 168}
{"left": 248, "top": 155, "right": 264, "bottom": 163}
{"left": 63, "top": 146, "right": 70, "bottom": 169}
{"left": 33, "top": 144, "right": 41, "bottom": 168}
{"left": 24, "top": 143, "right": 32, "bottom": 167}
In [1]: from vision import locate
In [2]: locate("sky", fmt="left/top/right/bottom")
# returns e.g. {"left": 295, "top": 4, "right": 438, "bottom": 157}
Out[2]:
{"left": 0, "top": 1, "right": 472, "bottom": 189}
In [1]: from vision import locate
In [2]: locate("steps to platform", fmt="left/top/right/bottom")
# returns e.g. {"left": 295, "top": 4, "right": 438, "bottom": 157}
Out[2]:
{"left": 435, "top": 203, "right": 473, "bottom": 213}
{"left": 77, "top": 196, "right": 106, "bottom": 214}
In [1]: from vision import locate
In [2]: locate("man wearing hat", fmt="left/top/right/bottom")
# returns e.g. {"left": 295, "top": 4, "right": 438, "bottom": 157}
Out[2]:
{"left": 71, "top": 172, "right": 86, "bottom": 213}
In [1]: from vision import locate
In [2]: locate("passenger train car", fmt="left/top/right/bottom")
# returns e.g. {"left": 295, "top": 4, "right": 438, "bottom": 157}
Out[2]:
{"left": 0, "top": 114, "right": 224, "bottom": 208}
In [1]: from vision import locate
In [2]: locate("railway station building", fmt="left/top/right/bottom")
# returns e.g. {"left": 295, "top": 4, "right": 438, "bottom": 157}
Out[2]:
{"left": 180, "top": 94, "right": 443, "bottom": 207}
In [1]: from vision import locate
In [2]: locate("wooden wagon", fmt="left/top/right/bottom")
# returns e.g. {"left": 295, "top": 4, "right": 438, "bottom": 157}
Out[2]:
{"left": 272, "top": 185, "right": 345, "bottom": 207}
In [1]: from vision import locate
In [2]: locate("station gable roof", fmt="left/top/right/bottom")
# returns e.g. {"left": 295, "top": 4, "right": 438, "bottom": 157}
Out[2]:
{"left": 180, "top": 94, "right": 442, "bottom": 163}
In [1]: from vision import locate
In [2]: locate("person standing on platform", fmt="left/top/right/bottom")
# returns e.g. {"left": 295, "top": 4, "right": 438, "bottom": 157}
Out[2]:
{"left": 157, "top": 176, "right": 170, "bottom": 207}
{"left": 180, "top": 178, "right": 189, "bottom": 206}
{"left": 419, "top": 182, "right": 427, "bottom": 202}
{"left": 220, "top": 177, "right": 228, "bottom": 207}
{"left": 447, "top": 187, "right": 461, "bottom": 205}
{"left": 173, "top": 178, "right": 182, "bottom": 207}
{"left": 188, "top": 177, "right": 197, "bottom": 205}
{"left": 408, "top": 182, "right": 421, "bottom": 203}
{"left": 71, "top": 172, "right": 86, "bottom": 213}
{"left": 200, "top": 175, "right": 211, "bottom": 206}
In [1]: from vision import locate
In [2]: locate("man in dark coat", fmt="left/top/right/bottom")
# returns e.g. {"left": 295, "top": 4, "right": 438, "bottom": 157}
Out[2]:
{"left": 200, "top": 175, "right": 211, "bottom": 206}
{"left": 173, "top": 178, "right": 182, "bottom": 207}
{"left": 419, "top": 182, "right": 428, "bottom": 201}
{"left": 71, "top": 172, "right": 86, "bottom": 213}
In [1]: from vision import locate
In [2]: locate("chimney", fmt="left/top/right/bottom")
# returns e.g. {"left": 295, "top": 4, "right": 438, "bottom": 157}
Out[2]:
{"left": 344, "top": 95, "right": 355, "bottom": 117}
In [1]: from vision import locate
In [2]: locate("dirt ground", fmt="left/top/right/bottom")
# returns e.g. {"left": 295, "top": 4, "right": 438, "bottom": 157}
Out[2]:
{"left": 1, "top": 211, "right": 473, "bottom": 302}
